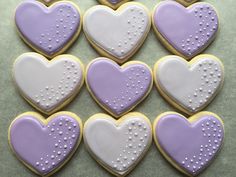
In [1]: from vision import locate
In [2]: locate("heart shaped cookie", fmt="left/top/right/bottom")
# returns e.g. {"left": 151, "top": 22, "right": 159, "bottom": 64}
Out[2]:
{"left": 98, "top": 0, "right": 131, "bottom": 9}
{"left": 176, "top": 0, "right": 199, "bottom": 7}
{"left": 153, "top": 112, "right": 224, "bottom": 176}
{"left": 84, "top": 112, "right": 152, "bottom": 176}
{"left": 154, "top": 55, "right": 224, "bottom": 115}
{"left": 86, "top": 58, "right": 153, "bottom": 117}
{"left": 152, "top": 1, "right": 219, "bottom": 59}
{"left": 13, "top": 53, "right": 84, "bottom": 115}
{"left": 83, "top": 2, "right": 151, "bottom": 64}
{"left": 9, "top": 111, "right": 82, "bottom": 176}
{"left": 15, "top": 1, "right": 82, "bottom": 58}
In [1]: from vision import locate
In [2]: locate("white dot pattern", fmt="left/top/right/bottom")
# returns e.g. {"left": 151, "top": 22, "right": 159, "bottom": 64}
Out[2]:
{"left": 34, "top": 60, "right": 82, "bottom": 111}
{"left": 187, "top": 59, "right": 222, "bottom": 112}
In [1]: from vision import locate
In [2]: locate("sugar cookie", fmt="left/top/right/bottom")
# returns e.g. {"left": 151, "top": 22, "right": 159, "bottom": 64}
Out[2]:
{"left": 15, "top": 1, "right": 82, "bottom": 58}
{"left": 153, "top": 111, "right": 224, "bottom": 176}
{"left": 83, "top": 2, "right": 151, "bottom": 64}
{"left": 13, "top": 52, "right": 84, "bottom": 115}
{"left": 176, "top": 0, "right": 199, "bottom": 7}
{"left": 39, "top": 0, "right": 57, "bottom": 6}
{"left": 9, "top": 111, "right": 83, "bottom": 176}
{"left": 97, "top": 0, "right": 131, "bottom": 9}
{"left": 152, "top": 1, "right": 219, "bottom": 59}
{"left": 154, "top": 55, "right": 224, "bottom": 115}
{"left": 84, "top": 112, "right": 152, "bottom": 176}
{"left": 86, "top": 58, "right": 153, "bottom": 118}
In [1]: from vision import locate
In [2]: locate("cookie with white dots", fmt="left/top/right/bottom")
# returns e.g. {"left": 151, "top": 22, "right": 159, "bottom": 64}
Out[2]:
{"left": 15, "top": 1, "right": 82, "bottom": 58}
{"left": 153, "top": 111, "right": 224, "bottom": 176}
{"left": 154, "top": 55, "right": 224, "bottom": 115}
{"left": 83, "top": 112, "right": 152, "bottom": 176}
{"left": 8, "top": 111, "right": 83, "bottom": 176}
{"left": 83, "top": 2, "right": 151, "bottom": 64}
{"left": 86, "top": 58, "right": 153, "bottom": 118}
{"left": 13, "top": 52, "right": 84, "bottom": 115}
{"left": 152, "top": 1, "right": 219, "bottom": 59}
{"left": 175, "top": 0, "right": 199, "bottom": 7}
{"left": 97, "top": 0, "right": 131, "bottom": 9}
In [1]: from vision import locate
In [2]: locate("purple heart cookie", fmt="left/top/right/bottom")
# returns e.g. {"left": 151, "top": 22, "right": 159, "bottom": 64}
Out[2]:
{"left": 86, "top": 58, "right": 153, "bottom": 117}
{"left": 9, "top": 112, "right": 82, "bottom": 176}
{"left": 152, "top": 1, "right": 219, "bottom": 59}
{"left": 15, "top": 1, "right": 82, "bottom": 58}
{"left": 153, "top": 112, "right": 224, "bottom": 176}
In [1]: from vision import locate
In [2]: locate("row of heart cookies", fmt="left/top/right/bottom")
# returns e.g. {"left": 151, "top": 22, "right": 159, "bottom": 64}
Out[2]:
{"left": 40, "top": 0, "right": 199, "bottom": 9}
{"left": 8, "top": 111, "right": 224, "bottom": 177}
{"left": 15, "top": 1, "right": 219, "bottom": 63}
{"left": 13, "top": 53, "right": 224, "bottom": 117}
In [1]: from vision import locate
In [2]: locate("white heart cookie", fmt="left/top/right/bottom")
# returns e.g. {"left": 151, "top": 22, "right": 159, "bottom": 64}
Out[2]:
{"left": 13, "top": 53, "right": 84, "bottom": 115}
{"left": 83, "top": 2, "right": 151, "bottom": 64}
{"left": 154, "top": 55, "right": 224, "bottom": 115}
{"left": 83, "top": 112, "right": 152, "bottom": 176}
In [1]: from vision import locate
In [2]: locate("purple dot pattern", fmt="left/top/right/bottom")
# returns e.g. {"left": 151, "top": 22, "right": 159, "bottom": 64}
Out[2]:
{"left": 15, "top": 1, "right": 81, "bottom": 57}
{"left": 9, "top": 115, "right": 81, "bottom": 176}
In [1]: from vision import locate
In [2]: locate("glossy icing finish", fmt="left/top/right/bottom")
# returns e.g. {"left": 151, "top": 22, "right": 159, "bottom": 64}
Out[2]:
{"left": 13, "top": 53, "right": 84, "bottom": 114}
{"left": 83, "top": 113, "right": 152, "bottom": 176}
{"left": 9, "top": 112, "right": 82, "bottom": 176}
{"left": 15, "top": 1, "right": 81, "bottom": 58}
{"left": 153, "top": 1, "right": 218, "bottom": 59}
{"left": 154, "top": 55, "right": 224, "bottom": 114}
{"left": 154, "top": 112, "right": 224, "bottom": 176}
{"left": 86, "top": 58, "right": 152, "bottom": 117}
{"left": 83, "top": 3, "right": 150, "bottom": 63}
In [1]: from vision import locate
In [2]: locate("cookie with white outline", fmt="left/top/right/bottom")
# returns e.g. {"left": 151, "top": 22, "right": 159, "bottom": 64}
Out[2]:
{"left": 154, "top": 55, "right": 224, "bottom": 115}
{"left": 83, "top": 2, "right": 151, "bottom": 64}
{"left": 13, "top": 52, "right": 84, "bottom": 115}
{"left": 83, "top": 112, "right": 152, "bottom": 176}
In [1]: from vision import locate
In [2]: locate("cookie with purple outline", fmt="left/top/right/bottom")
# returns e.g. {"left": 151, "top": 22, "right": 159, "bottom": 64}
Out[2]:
{"left": 153, "top": 111, "right": 224, "bottom": 176}
{"left": 9, "top": 111, "right": 83, "bottom": 176}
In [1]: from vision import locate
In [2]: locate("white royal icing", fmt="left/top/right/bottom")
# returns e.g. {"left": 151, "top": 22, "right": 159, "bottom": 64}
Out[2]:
{"left": 13, "top": 53, "right": 84, "bottom": 114}
{"left": 155, "top": 56, "right": 224, "bottom": 113}
{"left": 83, "top": 3, "right": 150, "bottom": 61}
{"left": 83, "top": 113, "right": 152, "bottom": 176}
